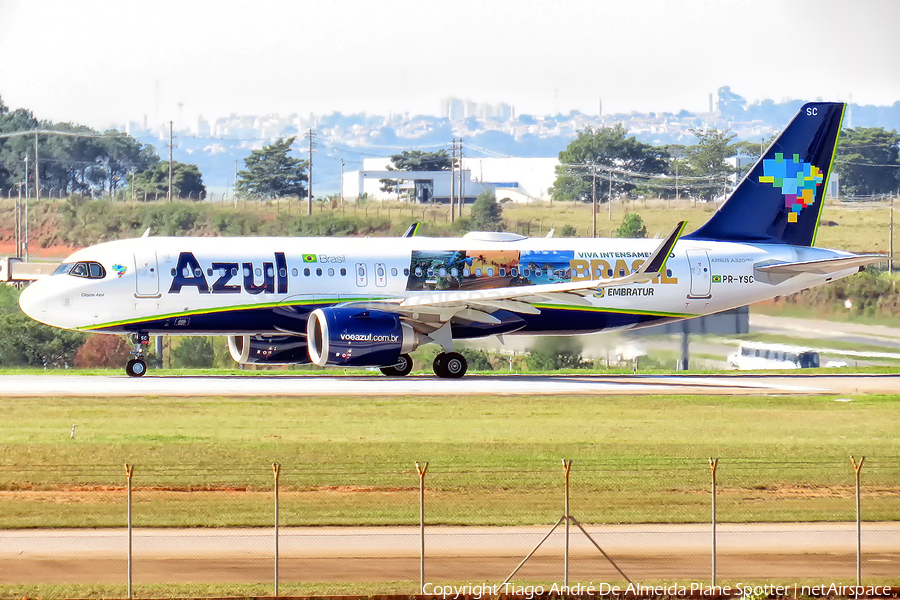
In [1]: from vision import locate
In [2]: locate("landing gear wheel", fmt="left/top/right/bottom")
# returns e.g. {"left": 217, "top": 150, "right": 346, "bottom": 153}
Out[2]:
{"left": 380, "top": 354, "right": 413, "bottom": 377}
{"left": 126, "top": 359, "right": 147, "bottom": 378}
{"left": 433, "top": 352, "right": 467, "bottom": 379}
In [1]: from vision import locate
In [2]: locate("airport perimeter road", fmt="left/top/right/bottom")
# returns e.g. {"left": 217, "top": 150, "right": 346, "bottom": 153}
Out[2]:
{"left": 0, "top": 373, "right": 898, "bottom": 397}
{"left": 1, "top": 523, "right": 898, "bottom": 584}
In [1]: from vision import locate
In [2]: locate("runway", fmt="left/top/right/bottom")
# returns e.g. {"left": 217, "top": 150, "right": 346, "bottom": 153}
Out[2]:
{"left": 0, "top": 373, "right": 897, "bottom": 397}
{"left": 2, "top": 523, "right": 898, "bottom": 584}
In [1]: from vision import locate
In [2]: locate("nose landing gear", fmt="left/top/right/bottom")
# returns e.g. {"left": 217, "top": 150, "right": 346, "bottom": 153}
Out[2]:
{"left": 126, "top": 332, "right": 150, "bottom": 377}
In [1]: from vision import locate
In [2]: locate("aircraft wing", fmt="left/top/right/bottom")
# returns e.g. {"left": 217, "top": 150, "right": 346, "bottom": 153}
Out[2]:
{"left": 341, "top": 221, "right": 685, "bottom": 326}
{"left": 755, "top": 254, "right": 887, "bottom": 275}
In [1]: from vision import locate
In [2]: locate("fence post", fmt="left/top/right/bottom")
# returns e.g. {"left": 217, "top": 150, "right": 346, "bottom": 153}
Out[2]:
{"left": 273, "top": 463, "right": 281, "bottom": 597}
{"left": 562, "top": 459, "right": 572, "bottom": 589}
{"left": 416, "top": 461, "right": 429, "bottom": 594}
{"left": 851, "top": 456, "right": 865, "bottom": 586}
{"left": 125, "top": 464, "right": 134, "bottom": 599}
{"left": 709, "top": 458, "right": 719, "bottom": 588}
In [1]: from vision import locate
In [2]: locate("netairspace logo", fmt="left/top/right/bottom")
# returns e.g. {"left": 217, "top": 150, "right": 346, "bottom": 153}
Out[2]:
{"left": 340, "top": 332, "right": 400, "bottom": 343}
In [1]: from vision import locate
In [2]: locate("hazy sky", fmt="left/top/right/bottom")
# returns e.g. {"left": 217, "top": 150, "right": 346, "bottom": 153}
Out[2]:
{"left": 0, "top": 0, "right": 897, "bottom": 130}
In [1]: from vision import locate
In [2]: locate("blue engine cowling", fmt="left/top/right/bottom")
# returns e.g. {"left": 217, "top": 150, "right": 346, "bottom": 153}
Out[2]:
{"left": 227, "top": 334, "right": 310, "bottom": 365}
{"left": 306, "top": 308, "right": 421, "bottom": 367}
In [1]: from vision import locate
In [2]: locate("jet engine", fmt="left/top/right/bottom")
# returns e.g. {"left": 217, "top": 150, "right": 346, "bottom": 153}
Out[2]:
{"left": 306, "top": 308, "right": 422, "bottom": 367}
{"left": 227, "top": 334, "right": 310, "bottom": 365}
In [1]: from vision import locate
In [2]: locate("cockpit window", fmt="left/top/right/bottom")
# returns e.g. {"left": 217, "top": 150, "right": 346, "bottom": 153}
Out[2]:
{"left": 67, "top": 261, "right": 106, "bottom": 279}
{"left": 53, "top": 263, "right": 73, "bottom": 275}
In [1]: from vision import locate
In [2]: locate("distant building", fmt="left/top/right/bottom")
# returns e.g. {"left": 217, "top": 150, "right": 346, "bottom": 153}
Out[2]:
{"left": 342, "top": 157, "right": 559, "bottom": 203}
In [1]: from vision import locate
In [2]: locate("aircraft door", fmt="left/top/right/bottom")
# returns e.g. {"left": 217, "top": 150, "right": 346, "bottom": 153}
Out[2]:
{"left": 134, "top": 251, "right": 160, "bottom": 298}
{"left": 686, "top": 249, "right": 711, "bottom": 299}
{"left": 374, "top": 263, "right": 387, "bottom": 287}
{"left": 355, "top": 263, "right": 368, "bottom": 287}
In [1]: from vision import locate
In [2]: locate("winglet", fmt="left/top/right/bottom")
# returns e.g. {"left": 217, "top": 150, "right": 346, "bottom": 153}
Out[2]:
{"left": 402, "top": 222, "right": 421, "bottom": 238}
{"left": 640, "top": 220, "right": 685, "bottom": 276}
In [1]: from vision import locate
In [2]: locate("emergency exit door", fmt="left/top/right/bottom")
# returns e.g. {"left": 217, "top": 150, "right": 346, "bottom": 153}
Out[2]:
{"left": 134, "top": 251, "right": 160, "bottom": 298}
{"left": 686, "top": 249, "right": 711, "bottom": 299}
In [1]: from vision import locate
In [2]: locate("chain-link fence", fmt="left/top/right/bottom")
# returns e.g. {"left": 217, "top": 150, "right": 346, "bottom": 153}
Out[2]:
{"left": 1, "top": 456, "right": 898, "bottom": 597}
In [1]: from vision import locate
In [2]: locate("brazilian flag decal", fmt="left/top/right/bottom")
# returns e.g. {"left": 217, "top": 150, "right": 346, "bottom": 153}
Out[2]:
{"left": 712, "top": 275, "right": 722, "bottom": 283}
{"left": 303, "top": 254, "right": 317, "bottom": 263}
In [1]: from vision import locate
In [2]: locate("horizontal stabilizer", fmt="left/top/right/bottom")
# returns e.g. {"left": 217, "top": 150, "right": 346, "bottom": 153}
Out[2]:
{"left": 755, "top": 254, "right": 887, "bottom": 275}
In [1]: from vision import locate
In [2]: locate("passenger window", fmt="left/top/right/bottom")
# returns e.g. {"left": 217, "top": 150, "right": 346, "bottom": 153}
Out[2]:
{"left": 523, "top": 269, "right": 530, "bottom": 277}
{"left": 391, "top": 268, "right": 398, "bottom": 276}
{"left": 328, "top": 268, "right": 335, "bottom": 276}
{"left": 278, "top": 268, "right": 286, "bottom": 278}
{"left": 255, "top": 268, "right": 262, "bottom": 277}
{"left": 511, "top": 268, "right": 517, "bottom": 277}
{"left": 243, "top": 267, "right": 251, "bottom": 277}
{"left": 415, "top": 267, "right": 422, "bottom": 277}
{"left": 463, "top": 268, "right": 470, "bottom": 276}
{"left": 403, "top": 268, "right": 410, "bottom": 276}
{"left": 377, "top": 266, "right": 385, "bottom": 277}
{"left": 451, "top": 268, "right": 458, "bottom": 277}
{"left": 475, "top": 268, "right": 482, "bottom": 277}
{"left": 316, "top": 268, "right": 323, "bottom": 276}
{"left": 487, "top": 268, "right": 494, "bottom": 276}
{"left": 499, "top": 268, "right": 506, "bottom": 277}
{"left": 341, "top": 268, "right": 347, "bottom": 276}
{"left": 427, "top": 269, "right": 434, "bottom": 277}
{"left": 291, "top": 268, "right": 298, "bottom": 277}
{"left": 232, "top": 267, "right": 238, "bottom": 277}
{"left": 303, "top": 268, "right": 310, "bottom": 276}
{"left": 535, "top": 269, "right": 542, "bottom": 277}
{"left": 439, "top": 268, "right": 447, "bottom": 277}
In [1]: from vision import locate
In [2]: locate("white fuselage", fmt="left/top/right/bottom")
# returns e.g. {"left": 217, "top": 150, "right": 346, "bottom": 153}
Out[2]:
{"left": 19, "top": 235, "right": 858, "bottom": 337}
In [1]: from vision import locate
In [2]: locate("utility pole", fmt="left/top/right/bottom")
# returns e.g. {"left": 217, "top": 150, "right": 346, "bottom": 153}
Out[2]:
{"left": 34, "top": 132, "right": 40, "bottom": 201}
{"left": 24, "top": 155, "right": 29, "bottom": 261}
{"left": 458, "top": 138, "right": 464, "bottom": 218}
{"left": 306, "top": 129, "right": 316, "bottom": 216}
{"left": 450, "top": 138, "right": 456, "bottom": 223}
{"left": 592, "top": 166, "right": 597, "bottom": 238}
{"left": 608, "top": 169, "right": 612, "bottom": 221}
{"left": 340, "top": 158, "right": 345, "bottom": 204}
{"left": 167, "top": 121, "right": 175, "bottom": 202}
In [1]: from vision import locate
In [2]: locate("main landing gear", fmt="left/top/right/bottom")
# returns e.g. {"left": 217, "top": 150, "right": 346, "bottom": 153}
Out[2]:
{"left": 380, "top": 354, "right": 413, "bottom": 377}
{"left": 432, "top": 352, "right": 467, "bottom": 379}
{"left": 378, "top": 352, "right": 469, "bottom": 378}
{"left": 125, "top": 332, "right": 150, "bottom": 377}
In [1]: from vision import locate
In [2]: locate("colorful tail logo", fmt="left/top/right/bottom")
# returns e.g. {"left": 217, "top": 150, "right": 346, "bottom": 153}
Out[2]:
{"left": 759, "top": 153, "right": 824, "bottom": 223}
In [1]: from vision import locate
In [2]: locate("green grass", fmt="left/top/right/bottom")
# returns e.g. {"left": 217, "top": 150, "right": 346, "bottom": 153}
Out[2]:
{"left": 1, "top": 393, "right": 898, "bottom": 527}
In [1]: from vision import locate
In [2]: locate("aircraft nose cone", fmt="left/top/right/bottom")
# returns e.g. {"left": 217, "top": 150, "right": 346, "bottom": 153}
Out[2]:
{"left": 18, "top": 281, "right": 48, "bottom": 322}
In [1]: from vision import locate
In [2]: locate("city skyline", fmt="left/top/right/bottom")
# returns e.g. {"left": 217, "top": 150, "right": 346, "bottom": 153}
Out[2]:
{"left": 1, "top": 0, "right": 898, "bottom": 131}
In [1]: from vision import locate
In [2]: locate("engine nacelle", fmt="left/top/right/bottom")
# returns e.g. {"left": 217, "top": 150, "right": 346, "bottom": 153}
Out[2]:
{"left": 306, "top": 308, "right": 421, "bottom": 367}
{"left": 227, "top": 334, "right": 310, "bottom": 365}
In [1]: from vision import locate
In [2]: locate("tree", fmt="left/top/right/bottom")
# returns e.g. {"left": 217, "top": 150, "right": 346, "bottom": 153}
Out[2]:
{"left": 387, "top": 149, "right": 451, "bottom": 171}
{"left": 380, "top": 149, "right": 451, "bottom": 196}
{"left": 171, "top": 337, "right": 214, "bottom": 368}
{"left": 550, "top": 125, "right": 669, "bottom": 202}
{"left": 236, "top": 137, "right": 308, "bottom": 199}
{"left": 525, "top": 337, "right": 590, "bottom": 371}
{"left": 616, "top": 213, "right": 648, "bottom": 238}
{"left": 468, "top": 190, "right": 504, "bottom": 231}
{"left": 684, "top": 129, "right": 737, "bottom": 200}
{"left": 834, "top": 127, "right": 900, "bottom": 196}
{"left": 132, "top": 162, "right": 206, "bottom": 199}
{"left": 74, "top": 335, "right": 132, "bottom": 368}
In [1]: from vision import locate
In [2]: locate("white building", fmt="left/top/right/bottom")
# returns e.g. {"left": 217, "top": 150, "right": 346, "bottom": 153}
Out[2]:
{"left": 341, "top": 157, "right": 559, "bottom": 203}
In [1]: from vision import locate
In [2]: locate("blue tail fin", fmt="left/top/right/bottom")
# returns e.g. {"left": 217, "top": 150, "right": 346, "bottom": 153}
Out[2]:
{"left": 684, "top": 102, "right": 845, "bottom": 247}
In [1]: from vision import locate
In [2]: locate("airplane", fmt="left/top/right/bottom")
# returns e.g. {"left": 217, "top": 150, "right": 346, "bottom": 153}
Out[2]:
{"left": 18, "top": 101, "right": 885, "bottom": 378}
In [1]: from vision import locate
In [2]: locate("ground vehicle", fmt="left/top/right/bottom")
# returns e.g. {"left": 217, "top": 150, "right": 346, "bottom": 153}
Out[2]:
{"left": 728, "top": 342, "right": 820, "bottom": 370}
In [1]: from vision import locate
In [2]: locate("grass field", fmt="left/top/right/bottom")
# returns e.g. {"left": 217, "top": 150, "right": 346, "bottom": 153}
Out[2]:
{"left": 2, "top": 392, "right": 898, "bottom": 528}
